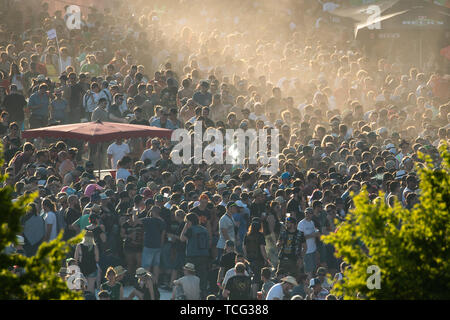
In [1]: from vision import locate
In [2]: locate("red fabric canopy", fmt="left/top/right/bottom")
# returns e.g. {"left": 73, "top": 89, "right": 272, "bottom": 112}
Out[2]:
{"left": 22, "top": 121, "right": 173, "bottom": 142}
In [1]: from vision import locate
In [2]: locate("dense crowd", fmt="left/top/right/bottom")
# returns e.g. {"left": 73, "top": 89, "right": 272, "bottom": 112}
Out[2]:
{"left": 2, "top": 0, "right": 449, "bottom": 300}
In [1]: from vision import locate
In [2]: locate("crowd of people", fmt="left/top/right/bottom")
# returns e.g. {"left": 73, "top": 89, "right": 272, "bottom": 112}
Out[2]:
{"left": 1, "top": 0, "right": 449, "bottom": 300}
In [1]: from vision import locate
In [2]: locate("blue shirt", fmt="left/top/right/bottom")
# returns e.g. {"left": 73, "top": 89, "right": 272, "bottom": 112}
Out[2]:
{"left": 28, "top": 92, "right": 49, "bottom": 117}
{"left": 142, "top": 217, "right": 166, "bottom": 248}
{"left": 51, "top": 99, "right": 68, "bottom": 120}
{"left": 150, "top": 117, "right": 176, "bottom": 129}
{"left": 233, "top": 210, "right": 249, "bottom": 242}
{"left": 185, "top": 225, "right": 210, "bottom": 257}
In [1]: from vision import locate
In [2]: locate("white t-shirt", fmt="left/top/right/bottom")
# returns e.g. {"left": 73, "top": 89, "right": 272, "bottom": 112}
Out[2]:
{"left": 107, "top": 142, "right": 130, "bottom": 169}
{"left": 140, "top": 148, "right": 161, "bottom": 167}
{"left": 116, "top": 167, "right": 131, "bottom": 182}
{"left": 44, "top": 211, "right": 57, "bottom": 241}
{"left": 217, "top": 214, "right": 236, "bottom": 249}
{"left": 297, "top": 219, "right": 317, "bottom": 254}
{"left": 266, "top": 283, "right": 284, "bottom": 300}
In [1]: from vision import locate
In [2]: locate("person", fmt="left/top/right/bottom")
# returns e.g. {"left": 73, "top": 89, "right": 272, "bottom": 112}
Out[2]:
{"left": 266, "top": 276, "right": 297, "bottom": 300}
{"left": 243, "top": 218, "right": 270, "bottom": 298}
{"left": 259, "top": 267, "right": 275, "bottom": 300}
{"left": 21, "top": 203, "right": 45, "bottom": 257}
{"left": 216, "top": 202, "right": 238, "bottom": 262}
{"left": 74, "top": 231, "right": 99, "bottom": 294}
{"left": 27, "top": 83, "right": 49, "bottom": 128}
{"left": 180, "top": 212, "right": 210, "bottom": 298}
{"left": 120, "top": 208, "right": 144, "bottom": 285}
{"left": 223, "top": 262, "right": 252, "bottom": 300}
{"left": 217, "top": 240, "right": 237, "bottom": 290}
{"left": 171, "top": 263, "right": 201, "bottom": 300}
{"left": 276, "top": 216, "right": 304, "bottom": 279}
{"left": 3, "top": 84, "right": 26, "bottom": 126}
{"left": 42, "top": 198, "right": 58, "bottom": 242}
{"left": 127, "top": 267, "right": 159, "bottom": 300}
{"left": 50, "top": 88, "right": 68, "bottom": 123}
{"left": 193, "top": 81, "right": 212, "bottom": 107}
{"left": 297, "top": 207, "right": 320, "bottom": 277}
{"left": 66, "top": 72, "right": 85, "bottom": 123}
{"left": 107, "top": 138, "right": 130, "bottom": 170}
{"left": 100, "top": 266, "right": 124, "bottom": 300}
{"left": 139, "top": 206, "right": 166, "bottom": 285}
{"left": 141, "top": 138, "right": 161, "bottom": 167}
{"left": 306, "top": 277, "right": 329, "bottom": 300}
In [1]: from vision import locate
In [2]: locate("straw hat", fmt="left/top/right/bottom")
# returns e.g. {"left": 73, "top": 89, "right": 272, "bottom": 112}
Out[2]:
{"left": 135, "top": 267, "right": 150, "bottom": 277}
{"left": 114, "top": 266, "right": 127, "bottom": 277}
{"left": 183, "top": 263, "right": 196, "bottom": 272}
{"left": 281, "top": 276, "right": 298, "bottom": 286}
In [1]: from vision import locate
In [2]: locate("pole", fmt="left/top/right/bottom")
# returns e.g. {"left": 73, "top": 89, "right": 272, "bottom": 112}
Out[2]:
{"left": 97, "top": 142, "right": 101, "bottom": 180}
{"left": 419, "top": 32, "right": 423, "bottom": 71}
{"left": 55, "top": 33, "right": 63, "bottom": 74}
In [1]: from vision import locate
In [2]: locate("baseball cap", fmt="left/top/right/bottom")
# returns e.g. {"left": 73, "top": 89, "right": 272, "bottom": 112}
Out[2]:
{"left": 225, "top": 240, "right": 235, "bottom": 247}
{"left": 285, "top": 216, "right": 297, "bottom": 224}
{"left": 309, "top": 277, "right": 321, "bottom": 288}
{"left": 227, "top": 201, "right": 237, "bottom": 209}
{"left": 281, "top": 172, "right": 291, "bottom": 180}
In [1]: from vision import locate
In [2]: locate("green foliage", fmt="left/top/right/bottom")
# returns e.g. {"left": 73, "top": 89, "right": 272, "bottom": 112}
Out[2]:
{"left": 0, "top": 143, "right": 83, "bottom": 300}
{"left": 323, "top": 145, "right": 450, "bottom": 300}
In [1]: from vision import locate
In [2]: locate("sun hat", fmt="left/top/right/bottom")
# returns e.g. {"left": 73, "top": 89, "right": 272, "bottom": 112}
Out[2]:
{"left": 135, "top": 267, "right": 149, "bottom": 277}
{"left": 183, "top": 263, "right": 196, "bottom": 272}
{"left": 114, "top": 266, "right": 127, "bottom": 277}
{"left": 281, "top": 276, "right": 298, "bottom": 286}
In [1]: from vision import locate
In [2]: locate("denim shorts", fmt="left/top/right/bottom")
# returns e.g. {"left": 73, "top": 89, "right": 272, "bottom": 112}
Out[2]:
{"left": 142, "top": 247, "right": 161, "bottom": 269}
{"left": 303, "top": 252, "right": 317, "bottom": 274}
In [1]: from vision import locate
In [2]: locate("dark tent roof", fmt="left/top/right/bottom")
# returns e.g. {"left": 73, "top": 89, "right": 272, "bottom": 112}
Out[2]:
{"left": 355, "top": 1, "right": 450, "bottom": 37}
{"left": 330, "top": 0, "right": 401, "bottom": 23}
{"left": 329, "top": 0, "right": 450, "bottom": 37}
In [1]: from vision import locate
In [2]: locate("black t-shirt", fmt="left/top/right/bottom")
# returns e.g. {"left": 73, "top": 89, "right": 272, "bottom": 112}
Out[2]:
{"left": 64, "top": 207, "right": 81, "bottom": 240}
{"left": 68, "top": 83, "right": 84, "bottom": 109}
{"left": 225, "top": 275, "right": 252, "bottom": 300}
{"left": 109, "top": 104, "right": 123, "bottom": 120}
{"left": 3, "top": 93, "right": 26, "bottom": 122}
{"left": 243, "top": 232, "right": 266, "bottom": 262}
{"left": 159, "top": 207, "right": 172, "bottom": 232}
{"left": 219, "top": 252, "right": 236, "bottom": 271}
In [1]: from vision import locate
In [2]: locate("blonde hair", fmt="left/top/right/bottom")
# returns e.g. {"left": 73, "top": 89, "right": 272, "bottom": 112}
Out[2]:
{"left": 105, "top": 266, "right": 117, "bottom": 279}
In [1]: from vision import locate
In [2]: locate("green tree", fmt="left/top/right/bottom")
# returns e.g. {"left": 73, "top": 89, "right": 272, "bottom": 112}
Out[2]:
{"left": 0, "top": 144, "right": 83, "bottom": 300}
{"left": 323, "top": 145, "right": 450, "bottom": 299}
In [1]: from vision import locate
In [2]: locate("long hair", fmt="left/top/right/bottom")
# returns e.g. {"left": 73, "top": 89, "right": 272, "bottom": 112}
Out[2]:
{"left": 9, "top": 63, "right": 20, "bottom": 78}
{"left": 247, "top": 221, "right": 262, "bottom": 236}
